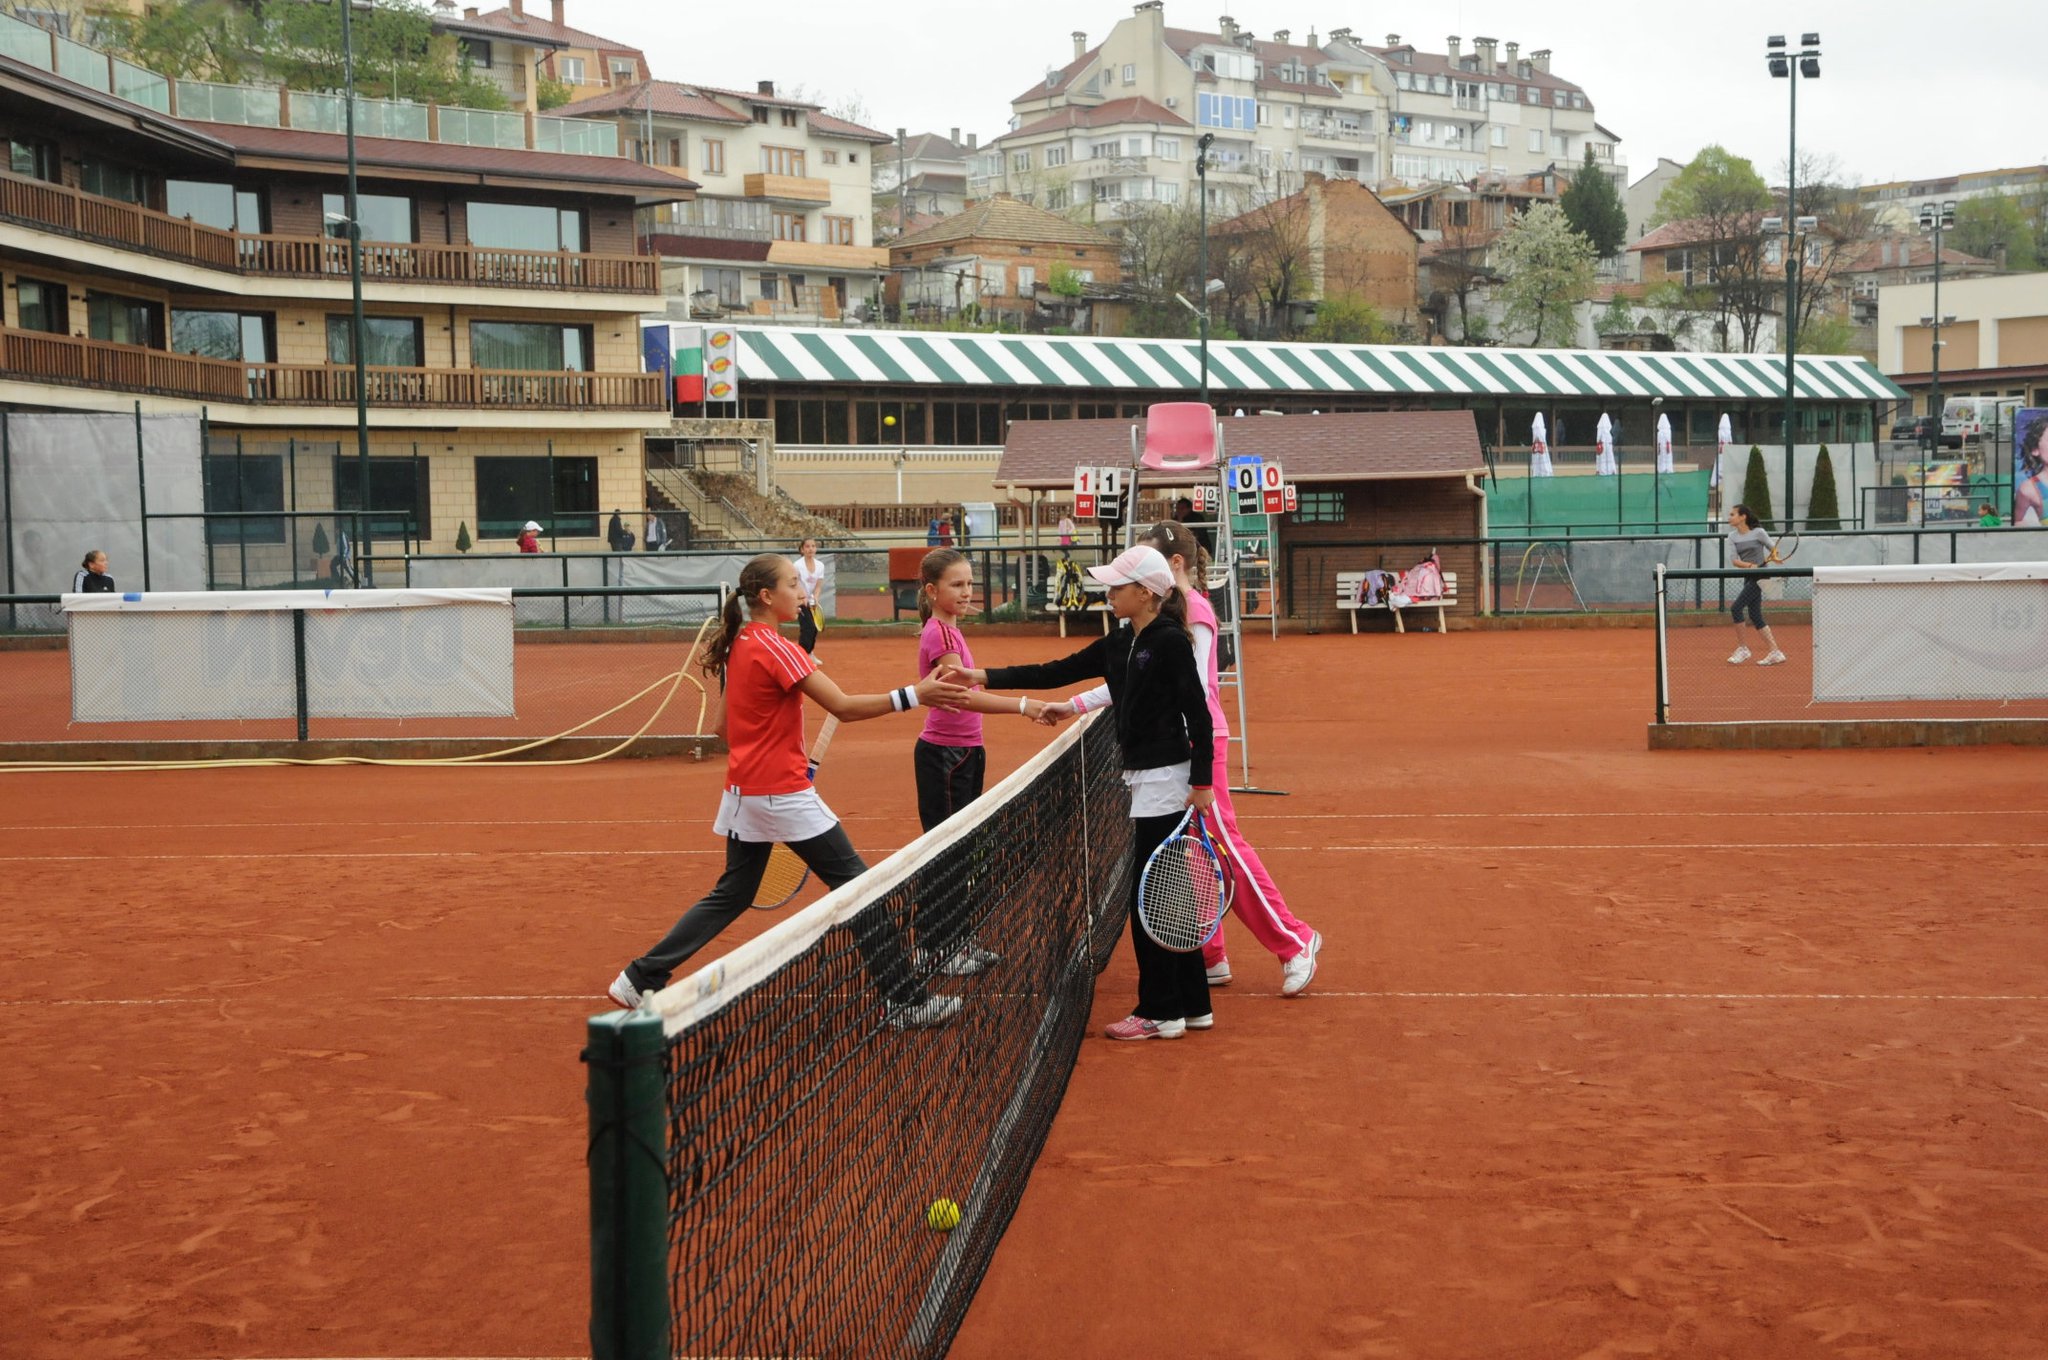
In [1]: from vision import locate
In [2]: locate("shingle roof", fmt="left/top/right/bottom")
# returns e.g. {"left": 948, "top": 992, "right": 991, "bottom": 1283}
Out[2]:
{"left": 179, "top": 120, "right": 694, "bottom": 195}
{"left": 807, "top": 110, "right": 893, "bottom": 144}
{"left": 1835, "top": 237, "right": 1994, "bottom": 273}
{"left": 686, "top": 82, "right": 819, "bottom": 109}
{"left": 465, "top": 7, "right": 645, "bottom": 55}
{"left": 1011, "top": 46, "right": 1100, "bottom": 104}
{"left": 999, "top": 411, "right": 1486, "bottom": 488}
{"left": 996, "top": 96, "right": 1189, "bottom": 144}
{"left": 888, "top": 196, "right": 1116, "bottom": 252}
{"left": 1359, "top": 42, "right": 1589, "bottom": 103}
{"left": 556, "top": 81, "right": 748, "bottom": 123}
{"left": 901, "top": 132, "right": 972, "bottom": 161}
{"left": 1627, "top": 214, "right": 1768, "bottom": 252}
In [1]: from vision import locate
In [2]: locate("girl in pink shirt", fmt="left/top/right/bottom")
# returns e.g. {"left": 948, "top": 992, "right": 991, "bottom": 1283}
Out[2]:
{"left": 914, "top": 548, "right": 1053, "bottom": 976}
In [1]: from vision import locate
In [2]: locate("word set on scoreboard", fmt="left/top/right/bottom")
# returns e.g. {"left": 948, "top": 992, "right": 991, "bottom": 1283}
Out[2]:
{"left": 1225, "top": 456, "right": 1297, "bottom": 516}
{"left": 1072, "top": 466, "right": 1126, "bottom": 520}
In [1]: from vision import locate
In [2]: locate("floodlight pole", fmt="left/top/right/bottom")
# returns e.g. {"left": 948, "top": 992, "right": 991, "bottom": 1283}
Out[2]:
{"left": 341, "top": 0, "right": 373, "bottom": 583}
{"left": 1196, "top": 132, "right": 1214, "bottom": 406}
{"left": 1768, "top": 33, "right": 1819, "bottom": 532}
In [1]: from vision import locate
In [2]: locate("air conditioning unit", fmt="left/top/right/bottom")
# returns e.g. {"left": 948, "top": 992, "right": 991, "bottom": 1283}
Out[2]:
{"left": 1165, "top": 96, "right": 1179, "bottom": 107}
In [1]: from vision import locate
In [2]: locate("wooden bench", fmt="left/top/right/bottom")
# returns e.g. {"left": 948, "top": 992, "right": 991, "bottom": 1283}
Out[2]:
{"left": 1336, "top": 570, "right": 1459, "bottom": 634}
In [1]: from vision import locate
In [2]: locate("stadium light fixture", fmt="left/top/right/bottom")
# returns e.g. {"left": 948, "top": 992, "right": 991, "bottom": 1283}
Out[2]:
{"left": 1765, "top": 30, "right": 1820, "bottom": 529}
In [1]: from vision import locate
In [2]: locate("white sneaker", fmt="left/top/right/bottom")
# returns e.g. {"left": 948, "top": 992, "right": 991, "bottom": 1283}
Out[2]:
{"left": 1726, "top": 646, "right": 1753, "bottom": 664}
{"left": 607, "top": 971, "right": 643, "bottom": 1009}
{"left": 1280, "top": 932, "right": 1322, "bottom": 998}
{"left": 965, "top": 943, "right": 1001, "bottom": 968}
{"left": 1184, "top": 1012, "right": 1214, "bottom": 1031}
{"left": 1205, "top": 960, "right": 1233, "bottom": 986}
{"left": 1758, "top": 651, "right": 1787, "bottom": 667}
{"left": 887, "top": 995, "right": 963, "bottom": 1030}
{"left": 935, "top": 948, "right": 988, "bottom": 977}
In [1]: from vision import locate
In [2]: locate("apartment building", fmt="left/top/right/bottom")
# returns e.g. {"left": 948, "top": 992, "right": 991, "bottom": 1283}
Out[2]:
{"left": 971, "top": 3, "right": 1622, "bottom": 215}
{"left": 874, "top": 129, "right": 977, "bottom": 241}
{"left": 446, "top": 0, "right": 647, "bottom": 110}
{"left": 1214, "top": 174, "right": 1418, "bottom": 332}
{"left": 1857, "top": 164, "right": 2048, "bottom": 233}
{"left": 888, "top": 194, "right": 1121, "bottom": 329}
{"left": 571, "top": 80, "right": 891, "bottom": 324}
{"left": 1, "top": 12, "right": 684, "bottom": 555}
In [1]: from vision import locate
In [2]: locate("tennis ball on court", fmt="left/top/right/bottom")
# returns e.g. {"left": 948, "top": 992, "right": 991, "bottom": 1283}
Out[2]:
{"left": 926, "top": 1198, "right": 961, "bottom": 1232}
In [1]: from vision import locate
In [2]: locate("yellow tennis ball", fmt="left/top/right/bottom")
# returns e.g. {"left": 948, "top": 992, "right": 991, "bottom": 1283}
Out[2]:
{"left": 883, "top": 414, "right": 897, "bottom": 426}
{"left": 926, "top": 1198, "right": 961, "bottom": 1232}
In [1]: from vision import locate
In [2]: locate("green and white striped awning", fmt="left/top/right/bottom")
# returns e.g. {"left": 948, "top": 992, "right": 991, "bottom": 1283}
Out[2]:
{"left": 737, "top": 326, "right": 1907, "bottom": 402}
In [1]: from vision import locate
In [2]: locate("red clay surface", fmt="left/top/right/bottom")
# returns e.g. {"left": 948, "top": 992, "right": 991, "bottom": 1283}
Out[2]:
{"left": 4, "top": 628, "right": 2047, "bottom": 1360}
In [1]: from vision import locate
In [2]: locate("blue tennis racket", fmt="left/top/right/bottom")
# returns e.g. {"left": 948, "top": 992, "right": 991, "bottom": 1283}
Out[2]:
{"left": 1136, "top": 808, "right": 1229, "bottom": 952}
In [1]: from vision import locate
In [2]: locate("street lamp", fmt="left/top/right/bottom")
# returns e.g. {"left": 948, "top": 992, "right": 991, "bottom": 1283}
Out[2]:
{"left": 316, "top": 0, "right": 376, "bottom": 583}
{"left": 1194, "top": 132, "right": 1215, "bottom": 405}
{"left": 1766, "top": 31, "right": 1819, "bottom": 530}
{"left": 1918, "top": 199, "right": 1957, "bottom": 447}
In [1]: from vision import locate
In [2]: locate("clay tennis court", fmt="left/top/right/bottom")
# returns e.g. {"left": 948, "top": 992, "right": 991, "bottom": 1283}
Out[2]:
{"left": 4, "top": 627, "right": 2044, "bottom": 1360}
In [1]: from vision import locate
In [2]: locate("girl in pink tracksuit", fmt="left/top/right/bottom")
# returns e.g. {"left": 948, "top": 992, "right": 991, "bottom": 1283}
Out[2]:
{"left": 1042, "top": 520, "right": 1322, "bottom": 999}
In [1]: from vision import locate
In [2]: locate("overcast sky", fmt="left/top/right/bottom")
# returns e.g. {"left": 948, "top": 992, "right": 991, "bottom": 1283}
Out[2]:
{"left": 564, "top": 0, "right": 2046, "bottom": 190}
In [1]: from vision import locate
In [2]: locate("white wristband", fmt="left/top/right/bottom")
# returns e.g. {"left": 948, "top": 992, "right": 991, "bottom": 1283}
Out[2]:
{"left": 1018, "top": 695, "right": 1029, "bottom": 715}
{"left": 899, "top": 685, "right": 920, "bottom": 711}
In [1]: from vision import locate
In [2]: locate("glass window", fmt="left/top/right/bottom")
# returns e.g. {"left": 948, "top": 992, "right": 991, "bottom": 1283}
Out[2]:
{"left": 772, "top": 211, "right": 806, "bottom": 242}
{"left": 166, "top": 180, "right": 265, "bottom": 232}
{"left": 475, "top": 456, "right": 597, "bottom": 538}
{"left": 7, "top": 138, "right": 58, "bottom": 182}
{"left": 1291, "top": 490, "right": 1345, "bottom": 523}
{"left": 335, "top": 458, "right": 431, "bottom": 541}
{"left": 822, "top": 216, "right": 854, "bottom": 245}
{"left": 854, "top": 399, "right": 926, "bottom": 444}
{"left": 172, "top": 310, "right": 272, "bottom": 362}
{"left": 326, "top": 315, "right": 424, "bottom": 367}
{"left": 85, "top": 290, "right": 159, "bottom": 346}
{"left": 323, "top": 192, "right": 414, "bottom": 244}
{"left": 469, "top": 321, "right": 591, "bottom": 371}
{"left": 15, "top": 277, "right": 67, "bottom": 334}
{"left": 703, "top": 266, "right": 742, "bottom": 306}
{"left": 558, "top": 56, "right": 585, "bottom": 84}
{"left": 467, "top": 202, "right": 584, "bottom": 251}
{"left": 610, "top": 58, "right": 637, "bottom": 83}
{"left": 202, "top": 452, "right": 285, "bottom": 546}
{"left": 761, "top": 146, "right": 806, "bottom": 176}
{"left": 78, "top": 158, "right": 146, "bottom": 204}
{"left": 704, "top": 139, "right": 725, "bottom": 174}
{"left": 460, "top": 37, "right": 492, "bottom": 67}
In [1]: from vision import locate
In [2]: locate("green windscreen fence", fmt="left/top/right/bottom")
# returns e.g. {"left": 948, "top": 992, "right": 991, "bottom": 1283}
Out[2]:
{"left": 1487, "top": 471, "right": 1712, "bottom": 534}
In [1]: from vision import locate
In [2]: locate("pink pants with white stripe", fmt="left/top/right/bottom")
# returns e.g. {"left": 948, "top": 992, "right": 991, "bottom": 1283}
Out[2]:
{"left": 1202, "top": 734, "right": 1315, "bottom": 966}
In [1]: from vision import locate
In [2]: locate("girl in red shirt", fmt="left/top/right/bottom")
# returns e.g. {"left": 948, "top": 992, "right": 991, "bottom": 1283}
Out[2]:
{"left": 609, "top": 553, "right": 968, "bottom": 1028}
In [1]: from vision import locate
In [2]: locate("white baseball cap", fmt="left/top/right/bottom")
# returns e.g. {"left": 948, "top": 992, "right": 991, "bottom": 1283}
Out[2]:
{"left": 1087, "top": 544, "right": 1175, "bottom": 597}
{"left": 523, "top": 520, "right": 542, "bottom": 532}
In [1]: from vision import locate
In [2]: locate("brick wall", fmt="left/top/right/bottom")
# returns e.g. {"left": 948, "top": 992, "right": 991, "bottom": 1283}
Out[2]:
{"left": 1276, "top": 477, "right": 1483, "bottom": 621}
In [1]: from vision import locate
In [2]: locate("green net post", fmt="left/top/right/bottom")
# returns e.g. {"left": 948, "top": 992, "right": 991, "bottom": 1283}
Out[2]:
{"left": 586, "top": 1008, "right": 670, "bottom": 1360}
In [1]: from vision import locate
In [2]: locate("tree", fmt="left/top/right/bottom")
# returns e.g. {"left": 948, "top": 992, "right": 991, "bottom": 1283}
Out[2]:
{"left": 1304, "top": 295, "right": 1393, "bottom": 344}
{"left": 311, "top": 522, "right": 331, "bottom": 557}
{"left": 1560, "top": 148, "right": 1629, "bottom": 258}
{"left": 1741, "top": 445, "right": 1776, "bottom": 528}
{"left": 1952, "top": 194, "right": 2041, "bottom": 271}
{"left": 1808, "top": 446, "right": 1841, "bottom": 529}
{"left": 1654, "top": 145, "right": 1773, "bottom": 226}
{"left": 1595, "top": 293, "right": 1639, "bottom": 336}
{"left": 536, "top": 76, "right": 574, "bottom": 111}
{"left": 1430, "top": 209, "right": 1499, "bottom": 344}
{"left": 1492, "top": 203, "right": 1596, "bottom": 348}
{"left": 1652, "top": 146, "right": 1777, "bottom": 352}
{"left": 93, "top": 0, "right": 264, "bottom": 81}
{"left": 1223, "top": 176, "right": 1319, "bottom": 339}
{"left": 454, "top": 521, "right": 472, "bottom": 553}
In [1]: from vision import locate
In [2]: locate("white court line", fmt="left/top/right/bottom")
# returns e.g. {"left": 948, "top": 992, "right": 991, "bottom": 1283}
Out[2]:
{"left": 0, "top": 997, "right": 215, "bottom": 1006}
{"left": 1273, "top": 842, "right": 2040, "bottom": 852}
{"left": 15, "top": 991, "right": 2047, "bottom": 1008}
{"left": 0, "top": 849, "right": 728, "bottom": 863}
{"left": 1237, "top": 809, "right": 2048, "bottom": 821}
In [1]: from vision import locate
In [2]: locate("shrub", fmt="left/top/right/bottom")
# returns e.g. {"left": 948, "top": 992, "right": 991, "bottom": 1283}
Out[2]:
{"left": 455, "top": 521, "right": 472, "bottom": 553}
{"left": 1741, "top": 445, "right": 1775, "bottom": 528}
{"left": 1807, "top": 445, "right": 1841, "bottom": 529}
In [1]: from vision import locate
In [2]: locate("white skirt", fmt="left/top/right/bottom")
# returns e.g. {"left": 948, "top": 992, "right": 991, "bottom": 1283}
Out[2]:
{"left": 712, "top": 785, "right": 838, "bottom": 843}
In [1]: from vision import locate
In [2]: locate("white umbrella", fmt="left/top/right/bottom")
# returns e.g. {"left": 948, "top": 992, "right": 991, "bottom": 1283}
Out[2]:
{"left": 1595, "top": 413, "right": 1616, "bottom": 476}
{"left": 1714, "top": 413, "right": 1732, "bottom": 490}
{"left": 1530, "top": 412, "right": 1553, "bottom": 477}
{"left": 1655, "top": 413, "right": 1675, "bottom": 473}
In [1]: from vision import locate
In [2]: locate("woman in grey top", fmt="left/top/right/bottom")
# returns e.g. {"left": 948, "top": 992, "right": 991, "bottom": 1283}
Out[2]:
{"left": 1726, "top": 504, "right": 1786, "bottom": 666}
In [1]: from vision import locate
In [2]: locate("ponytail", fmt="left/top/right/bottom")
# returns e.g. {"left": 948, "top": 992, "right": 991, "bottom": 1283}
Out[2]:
{"left": 1157, "top": 584, "right": 1190, "bottom": 635}
{"left": 1141, "top": 519, "right": 1210, "bottom": 590}
{"left": 916, "top": 547, "right": 965, "bottom": 624}
{"left": 702, "top": 554, "right": 788, "bottom": 684}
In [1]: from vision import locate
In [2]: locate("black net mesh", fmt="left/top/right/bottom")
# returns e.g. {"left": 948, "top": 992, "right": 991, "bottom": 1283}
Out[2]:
{"left": 653, "top": 712, "right": 1131, "bottom": 1359}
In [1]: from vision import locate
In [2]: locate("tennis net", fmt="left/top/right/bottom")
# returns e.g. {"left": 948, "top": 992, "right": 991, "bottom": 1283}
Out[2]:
{"left": 585, "top": 711, "right": 1132, "bottom": 1360}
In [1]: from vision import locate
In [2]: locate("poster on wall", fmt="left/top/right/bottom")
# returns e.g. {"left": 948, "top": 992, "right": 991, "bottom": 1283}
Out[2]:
{"left": 2016, "top": 408, "right": 2048, "bottom": 527}
{"left": 1907, "top": 460, "right": 1973, "bottom": 523}
{"left": 703, "top": 327, "right": 740, "bottom": 404}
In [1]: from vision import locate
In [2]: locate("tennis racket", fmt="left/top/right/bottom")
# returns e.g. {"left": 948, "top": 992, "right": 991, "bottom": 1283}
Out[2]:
{"left": 750, "top": 716, "right": 841, "bottom": 910}
{"left": 1135, "top": 808, "right": 1229, "bottom": 953}
{"left": 1766, "top": 532, "right": 1801, "bottom": 564}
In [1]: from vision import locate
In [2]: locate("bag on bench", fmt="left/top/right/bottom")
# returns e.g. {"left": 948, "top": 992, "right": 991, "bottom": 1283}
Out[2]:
{"left": 1053, "top": 557, "right": 1088, "bottom": 611}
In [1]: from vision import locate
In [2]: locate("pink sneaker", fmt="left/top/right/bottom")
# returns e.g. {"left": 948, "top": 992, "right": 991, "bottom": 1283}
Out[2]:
{"left": 1103, "top": 1014, "right": 1186, "bottom": 1041}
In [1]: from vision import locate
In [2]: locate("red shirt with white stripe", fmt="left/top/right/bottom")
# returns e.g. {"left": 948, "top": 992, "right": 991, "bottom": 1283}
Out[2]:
{"left": 724, "top": 622, "right": 816, "bottom": 794}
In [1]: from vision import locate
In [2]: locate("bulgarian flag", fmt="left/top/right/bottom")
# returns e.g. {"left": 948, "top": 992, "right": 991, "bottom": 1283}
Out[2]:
{"left": 673, "top": 325, "right": 704, "bottom": 403}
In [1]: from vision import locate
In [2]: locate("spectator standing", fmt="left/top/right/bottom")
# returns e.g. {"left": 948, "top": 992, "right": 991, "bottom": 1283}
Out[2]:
{"left": 645, "top": 510, "right": 669, "bottom": 551}
{"left": 73, "top": 550, "right": 115, "bottom": 593}
{"left": 517, "top": 520, "right": 543, "bottom": 554}
{"left": 606, "top": 509, "right": 634, "bottom": 552}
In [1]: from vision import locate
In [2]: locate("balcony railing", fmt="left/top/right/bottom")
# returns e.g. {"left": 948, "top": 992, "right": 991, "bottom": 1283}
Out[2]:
{"left": 1299, "top": 122, "right": 1370, "bottom": 144}
{"left": 1, "top": 328, "right": 666, "bottom": 411}
{"left": 0, "top": 169, "right": 660, "bottom": 293}
{"left": 742, "top": 173, "right": 833, "bottom": 204}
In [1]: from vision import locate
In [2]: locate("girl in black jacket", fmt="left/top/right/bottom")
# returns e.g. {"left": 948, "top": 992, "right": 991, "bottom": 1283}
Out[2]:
{"left": 947, "top": 544, "right": 1215, "bottom": 1040}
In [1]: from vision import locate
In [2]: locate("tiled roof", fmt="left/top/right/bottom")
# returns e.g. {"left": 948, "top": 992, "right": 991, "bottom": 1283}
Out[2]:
{"left": 1627, "top": 214, "right": 1766, "bottom": 252}
{"left": 1011, "top": 46, "right": 1100, "bottom": 104}
{"left": 465, "top": 7, "right": 645, "bottom": 55}
{"left": 901, "top": 132, "right": 972, "bottom": 161}
{"left": 1000, "top": 410, "right": 1485, "bottom": 487}
{"left": 888, "top": 196, "right": 1116, "bottom": 251}
{"left": 997, "top": 97, "right": 1189, "bottom": 143}
{"left": 687, "top": 82, "right": 819, "bottom": 110}
{"left": 1163, "top": 27, "right": 1329, "bottom": 69}
{"left": 556, "top": 81, "right": 748, "bottom": 123}
{"left": 808, "top": 111, "right": 893, "bottom": 144}
{"left": 1835, "top": 237, "right": 1994, "bottom": 273}
{"left": 178, "top": 120, "right": 694, "bottom": 194}
{"left": 1345, "top": 40, "right": 1590, "bottom": 104}
{"left": 732, "top": 327, "right": 1908, "bottom": 405}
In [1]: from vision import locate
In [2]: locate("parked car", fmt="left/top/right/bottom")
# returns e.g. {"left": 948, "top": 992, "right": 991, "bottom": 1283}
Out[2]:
{"left": 1889, "top": 414, "right": 1957, "bottom": 448}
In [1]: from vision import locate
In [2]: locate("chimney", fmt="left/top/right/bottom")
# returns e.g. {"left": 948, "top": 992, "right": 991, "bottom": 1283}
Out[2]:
{"left": 757, "top": 79, "right": 775, "bottom": 96}
{"left": 549, "top": 0, "right": 562, "bottom": 25}
{"left": 463, "top": 5, "right": 477, "bottom": 15}
{"left": 1072, "top": 30, "right": 1087, "bottom": 59}
{"left": 1446, "top": 35, "right": 1460, "bottom": 63}
{"left": 1530, "top": 48, "right": 1552, "bottom": 73}
{"left": 949, "top": 127, "right": 960, "bottom": 145}
{"left": 1329, "top": 26, "right": 1351, "bottom": 43}
{"left": 1133, "top": 1, "right": 1164, "bottom": 41}
{"left": 1474, "top": 36, "right": 1497, "bottom": 70}
{"left": 967, "top": 133, "right": 977, "bottom": 149}
{"left": 432, "top": 0, "right": 454, "bottom": 11}
{"left": 1219, "top": 15, "right": 1238, "bottom": 42}
{"left": 1273, "top": 28, "right": 1289, "bottom": 44}
{"left": 1306, "top": 27, "right": 1317, "bottom": 46}
{"left": 1505, "top": 41, "right": 1519, "bottom": 68}
{"left": 1386, "top": 33, "right": 1401, "bottom": 47}
{"left": 508, "top": 0, "right": 521, "bottom": 15}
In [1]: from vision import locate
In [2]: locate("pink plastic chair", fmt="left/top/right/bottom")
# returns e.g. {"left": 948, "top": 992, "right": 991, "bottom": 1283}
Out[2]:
{"left": 1138, "top": 402, "right": 1219, "bottom": 471}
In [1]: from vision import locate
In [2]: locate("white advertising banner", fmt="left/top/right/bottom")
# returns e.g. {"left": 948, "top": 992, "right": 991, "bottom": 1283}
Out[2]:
{"left": 1812, "top": 563, "right": 2048, "bottom": 702}
{"left": 64, "top": 589, "right": 515, "bottom": 721}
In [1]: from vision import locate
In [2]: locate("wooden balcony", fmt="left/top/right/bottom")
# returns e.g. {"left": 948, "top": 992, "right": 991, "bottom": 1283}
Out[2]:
{"left": 1, "top": 328, "right": 666, "bottom": 411}
{"left": 741, "top": 172, "right": 833, "bottom": 204}
{"left": 0, "top": 169, "right": 660, "bottom": 293}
